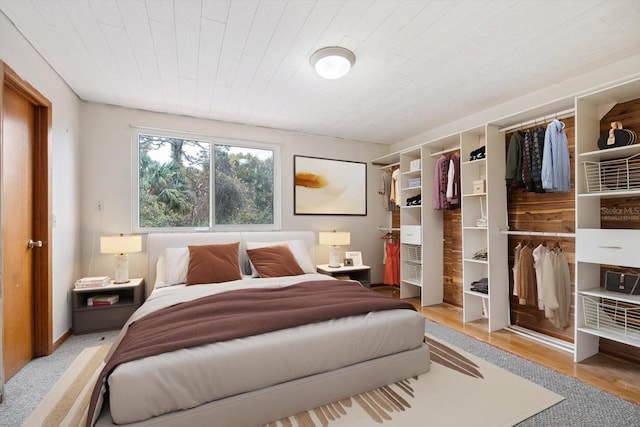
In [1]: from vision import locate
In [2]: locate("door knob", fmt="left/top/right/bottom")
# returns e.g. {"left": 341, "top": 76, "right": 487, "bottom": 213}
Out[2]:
{"left": 28, "top": 239, "right": 43, "bottom": 249}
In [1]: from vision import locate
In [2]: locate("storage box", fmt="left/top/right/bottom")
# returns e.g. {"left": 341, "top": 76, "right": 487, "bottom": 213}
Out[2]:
{"left": 407, "top": 177, "right": 421, "bottom": 188}
{"left": 401, "top": 225, "right": 421, "bottom": 245}
{"left": 409, "top": 159, "right": 421, "bottom": 171}
{"left": 472, "top": 180, "right": 486, "bottom": 194}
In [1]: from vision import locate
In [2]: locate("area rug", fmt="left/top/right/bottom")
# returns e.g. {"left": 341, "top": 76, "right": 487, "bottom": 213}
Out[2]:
{"left": 25, "top": 344, "right": 110, "bottom": 427}
{"left": 26, "top": 335, "right": 563, "bottom": 427}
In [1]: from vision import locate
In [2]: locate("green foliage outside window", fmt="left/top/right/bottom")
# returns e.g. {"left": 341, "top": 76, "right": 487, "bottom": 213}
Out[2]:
{"left": 138, "top": 133, "right": 274, "bottom": 228}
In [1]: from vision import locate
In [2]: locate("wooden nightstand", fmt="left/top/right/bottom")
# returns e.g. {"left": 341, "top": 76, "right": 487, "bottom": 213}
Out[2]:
{"left": 317, "top": 264, "right": 371, "bottom": 287}
{"left": 72, "top": 278, "right": 145, "bottom": 334}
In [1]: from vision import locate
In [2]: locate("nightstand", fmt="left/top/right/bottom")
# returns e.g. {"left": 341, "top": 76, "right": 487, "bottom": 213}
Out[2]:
{"left": 317, "top": 264, "right": 371, "bottom": 287}
{"left": 72, "top": 278, "right": 145, "bottom": 334}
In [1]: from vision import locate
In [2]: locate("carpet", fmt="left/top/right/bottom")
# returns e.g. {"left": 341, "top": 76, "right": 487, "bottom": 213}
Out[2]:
{"left": 25, "top": 335, "right": 563, "bottom": 427}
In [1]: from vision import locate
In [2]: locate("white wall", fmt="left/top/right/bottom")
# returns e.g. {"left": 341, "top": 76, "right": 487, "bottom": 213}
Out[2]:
{"left": 0, "top": 11, "right": 81, "bottom": 342}
{"left": 391, "top": 54, "right": 640, "bottom": 152}
{"left": 78, "top": 103, "right": 390, "bottom": 286}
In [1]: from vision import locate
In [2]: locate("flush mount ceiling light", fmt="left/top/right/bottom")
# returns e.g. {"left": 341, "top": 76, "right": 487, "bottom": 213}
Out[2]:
{"left": 309, "top": 47, "right": 356, "bottom": 79}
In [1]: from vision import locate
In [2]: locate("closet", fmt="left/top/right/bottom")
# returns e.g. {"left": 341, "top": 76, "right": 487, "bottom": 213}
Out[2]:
{"left": 372, "top": 75, "right": 640, "bottom": 364}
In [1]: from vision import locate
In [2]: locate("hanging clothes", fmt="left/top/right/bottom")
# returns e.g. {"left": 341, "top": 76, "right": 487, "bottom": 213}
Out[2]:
{"left": 516, "top": 243, "right": 537, "bottom": 306}
{"left": 542, "top": 247, "right": 571, "bottom": 328}
{"left": 512, "top": 242, "right": 522, "bottom": 296}
{"left": 505, "top": 131, "right": 525, "bottom": 187}
{"left": 390, "top": 168, "right": 400, "bottom": 205}
{"left": 531, "top": 126, "right": 546, "bottom": 193}
{"left": 446, "top": 153, "right": 461, "bottom": 209}
{"left": 432, "top": 155, "right": 450, "bottom": 210}
{"left": 532, "top": 243, "right": 549, "bottom": 310}
{"left": 521, "top": 129, "right": 534, "bottom": 192}
{"left": 541, "top": 119, "right": 571, "bottom": 192}
{"left": 383, "top": 238, "right": 400, "bottom": 286}
{"left": 378, "top": 168, "right": 396, "bottom": 211}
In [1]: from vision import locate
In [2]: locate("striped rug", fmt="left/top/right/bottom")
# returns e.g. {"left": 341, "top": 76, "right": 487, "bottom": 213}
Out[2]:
{"left": 26, "top": 335, "right": 563, "bottom": 427}
{"left": 25, "top": 344, "right": 110, "bottom": 427}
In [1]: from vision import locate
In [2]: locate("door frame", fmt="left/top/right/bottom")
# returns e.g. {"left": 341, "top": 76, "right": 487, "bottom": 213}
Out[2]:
{"left": 1, "top": 61, "right": 53, "bottom": 361}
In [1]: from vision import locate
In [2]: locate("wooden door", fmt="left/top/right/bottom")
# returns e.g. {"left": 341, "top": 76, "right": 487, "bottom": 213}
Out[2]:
{"left": 1, "top": 63, "right": 52, "bottom": 386}
{"left": 1, "top": 83, "right": 36, "bottom": 380}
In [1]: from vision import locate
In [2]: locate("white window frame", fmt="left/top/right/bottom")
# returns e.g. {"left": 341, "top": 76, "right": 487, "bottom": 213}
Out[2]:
{"left": 132, "top": 127, "right": 281, "bottom": 232}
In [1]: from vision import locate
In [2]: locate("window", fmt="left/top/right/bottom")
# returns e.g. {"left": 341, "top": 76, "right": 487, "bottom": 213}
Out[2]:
{"left": 134, "top": 129, "right": 279, "bottom": 231}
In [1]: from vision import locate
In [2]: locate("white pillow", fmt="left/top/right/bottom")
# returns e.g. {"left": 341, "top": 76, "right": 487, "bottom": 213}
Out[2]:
{"left": 154, "top": 247, "right": 189, "bottom": 288}
{"left": 245, "top": 240, "right": 315, "bottom": 277}
{"left": 154, "top": 251, "right": 168, "bottom": 288}
{"left": 165, "top": 247, "right": 189, "bottom": 285}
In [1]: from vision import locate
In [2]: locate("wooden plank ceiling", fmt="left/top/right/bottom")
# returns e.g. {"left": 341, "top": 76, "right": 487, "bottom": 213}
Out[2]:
{"left": 1, "top": 0, "right": 639, "bottom": 144}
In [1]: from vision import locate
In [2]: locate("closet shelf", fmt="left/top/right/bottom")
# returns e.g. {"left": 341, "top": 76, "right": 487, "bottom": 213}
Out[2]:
{"left": 579, "top": 144, "right": 640, "bottom": 162}
{"left": 462, "top": 192, "right": 487, "bottom": 197}
{"left": 580, "top": 287, "right": 640, "bottom": 304}
{"left": 402, "top": 169, "right": 421, "bottom": 177}
{"left": 462, "top": 158, "right": 486, "bottom": 166}
{"left": 463, "top": 258, "right": 489, "bottom": 265}
{"left": 402, "top": 186, "right": 421, "bottom": 191}
{"left": 463, "top": 226, "right": 488, "bottom": 231}
{"left": 578, "top": 189, "right": 640, "bottom": 198}
{"left": 464, "top": 290, "right": 490, "bottom": 299}
{"left": 401, "top": 279, "right": 422, "bottom": 287}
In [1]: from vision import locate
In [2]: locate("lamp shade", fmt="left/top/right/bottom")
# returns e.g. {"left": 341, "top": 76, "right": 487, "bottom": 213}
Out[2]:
{"left": 100, "top": 234, "right": 142, "bottom": 254}
{"left": 318, "top": 231, "right": 350, "bottom": 246}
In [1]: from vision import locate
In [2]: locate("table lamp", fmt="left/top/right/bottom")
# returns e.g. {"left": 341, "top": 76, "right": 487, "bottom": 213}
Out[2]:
{"left": 318, "top": 231, "right": 350, "bottom": 268}
{"left": 100, "top": 233, "right": 142, "bottom": 283}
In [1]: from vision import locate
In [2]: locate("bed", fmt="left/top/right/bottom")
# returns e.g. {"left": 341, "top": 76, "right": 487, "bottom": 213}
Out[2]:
{"left": 90, "top": 231, "right": 430, "bottom": 426}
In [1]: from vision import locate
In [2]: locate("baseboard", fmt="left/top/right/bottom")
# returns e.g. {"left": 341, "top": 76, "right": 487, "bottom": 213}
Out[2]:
{"left": 52, "top": 328, "right": 72, "bottom": 353}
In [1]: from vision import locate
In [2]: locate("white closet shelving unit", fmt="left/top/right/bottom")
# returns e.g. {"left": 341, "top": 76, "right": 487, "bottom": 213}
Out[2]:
{"left": 373, "top": 76, "right": 640, "bottom": 350}
{"left": 398, "top": 147, "right": 424, "bottom": 302}
{"left": 574, "top": 78, "right": 640, "bottom": 362}
{"left": 460, "top": 125, "right": 509, "bottom": 331}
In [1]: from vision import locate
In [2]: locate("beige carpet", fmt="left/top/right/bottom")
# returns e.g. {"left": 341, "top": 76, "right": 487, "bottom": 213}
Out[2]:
{"left": 26, "top": 335, "right": 563, "bottom": 427}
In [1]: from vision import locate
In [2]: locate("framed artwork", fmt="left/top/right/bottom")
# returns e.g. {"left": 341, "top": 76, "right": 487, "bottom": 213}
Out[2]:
{"left": 294, "top": 155, "right": 367, "bottom": 215}
{"left": 344, "top": 251, "right": 363, "bottom": 266}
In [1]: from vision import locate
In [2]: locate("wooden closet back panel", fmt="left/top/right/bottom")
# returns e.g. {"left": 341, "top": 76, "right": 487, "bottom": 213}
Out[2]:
{"left": 443, "top": 209, "right": 462, "bottom": 306}
{"left": 505, "top": 117, "right": 576, "bottom": 343}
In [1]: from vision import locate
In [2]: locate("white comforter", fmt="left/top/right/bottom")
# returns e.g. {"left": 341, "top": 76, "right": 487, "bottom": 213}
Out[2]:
{"left": 106, "top": 275, "right": 426, "bottom": 424}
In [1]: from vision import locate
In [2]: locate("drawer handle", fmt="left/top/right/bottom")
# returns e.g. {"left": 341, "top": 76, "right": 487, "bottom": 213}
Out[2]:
{"left": 597, "top": 245, "right": 622, "bottom": 249}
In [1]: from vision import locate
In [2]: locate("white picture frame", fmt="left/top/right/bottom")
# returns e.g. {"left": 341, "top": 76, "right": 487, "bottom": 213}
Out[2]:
{"left": 344, "top": 251, "right": 363, "bottom": 266}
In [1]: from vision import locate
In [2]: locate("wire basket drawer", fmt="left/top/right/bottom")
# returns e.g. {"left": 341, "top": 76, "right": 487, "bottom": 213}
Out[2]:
{"left": 402, "top": 262, "right": 422, "bottom": 283}
{"left": 402, "top": 244, "right": 422, "bottom": 263}
{"left": 583, "top": 153, "right": 640, "bottom": 193}
{"left": 581, "top": 295, "right": 640, "bottom": 341}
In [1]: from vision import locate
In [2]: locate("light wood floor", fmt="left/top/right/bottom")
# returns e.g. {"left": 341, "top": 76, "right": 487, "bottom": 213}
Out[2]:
{"left": 372, "top": 286, "right": 640, "bottom": 406}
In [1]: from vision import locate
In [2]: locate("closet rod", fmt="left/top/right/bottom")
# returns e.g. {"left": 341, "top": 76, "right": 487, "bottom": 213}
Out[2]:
{"left": 499, "top": 230, "right": 575, "bottom": 238}
{"left": 378, "top": 162, "right": 400, "bottom": 170}
{"left": 498, "top": 108, "right": 575, "bottom": 133}
{"left": 429, "top": 145, "right": 460, "bottom": 157}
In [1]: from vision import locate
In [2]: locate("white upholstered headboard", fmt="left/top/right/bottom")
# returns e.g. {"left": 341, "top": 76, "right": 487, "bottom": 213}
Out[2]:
{"left": 146, "top": 231, "right": 317, "bottom": 296}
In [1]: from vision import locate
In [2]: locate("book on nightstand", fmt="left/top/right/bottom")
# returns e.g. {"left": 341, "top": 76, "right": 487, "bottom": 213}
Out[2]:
{"left": 75, "top": 276, "right": 110, "bottom": 288}
{"left": 87, "top": 294, "right": 119, "bottom": 306}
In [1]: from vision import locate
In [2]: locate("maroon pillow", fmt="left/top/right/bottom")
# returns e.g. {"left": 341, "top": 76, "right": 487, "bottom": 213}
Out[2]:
{"left": 186, "top": 242, "right": 242, "bottom": 285}
{"left": 246, "top": 244, "right": 304, "bottom": 278}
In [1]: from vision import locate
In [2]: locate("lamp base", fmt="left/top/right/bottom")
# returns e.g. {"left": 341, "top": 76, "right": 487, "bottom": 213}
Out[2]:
{"left": 113, "top": 253, "right": 130, "bottom": 284}
{"left": 328, "top": 246, "right": 341, "bottom": 268}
